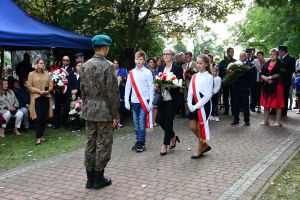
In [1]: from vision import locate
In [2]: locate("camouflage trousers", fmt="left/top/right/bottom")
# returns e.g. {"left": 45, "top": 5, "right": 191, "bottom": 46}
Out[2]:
{"left": 84, "top": 121, "right": 113, "bottom": 171}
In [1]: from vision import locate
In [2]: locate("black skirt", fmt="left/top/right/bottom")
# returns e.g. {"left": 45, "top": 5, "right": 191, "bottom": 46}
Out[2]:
{"left": 188, "top": 92, "right": 211, "bottom": 120}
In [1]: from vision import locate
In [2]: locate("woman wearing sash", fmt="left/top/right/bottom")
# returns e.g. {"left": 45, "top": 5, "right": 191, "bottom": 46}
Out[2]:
{"left": 157, "top": 48, "right": 183, "bottom": 155}
{"left": 187, "top": 54, "right": 213, "bottom": 159}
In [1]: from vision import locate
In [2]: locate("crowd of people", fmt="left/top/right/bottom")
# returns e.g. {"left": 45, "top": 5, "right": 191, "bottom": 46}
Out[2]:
{"left": 0, "top": 45, "right": 299, "bottom": 143}
{"left": 1, "top": 33, "right": 299, "bottom": 189}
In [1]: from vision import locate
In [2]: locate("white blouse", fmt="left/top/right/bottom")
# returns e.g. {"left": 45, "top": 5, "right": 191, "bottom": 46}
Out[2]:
{"left": 187, "top": 71, "right": 213, "bottom": 110}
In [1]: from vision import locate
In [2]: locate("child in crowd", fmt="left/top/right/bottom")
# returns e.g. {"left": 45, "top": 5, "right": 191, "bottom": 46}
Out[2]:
{"left": 69, "top": 92, "right": 82, "bottom": 132}
{"left": 210, "top": 67, "right": 221, "bottom": 121}
{"left": 124, "top": 51, "right": 154, "bottom": 152}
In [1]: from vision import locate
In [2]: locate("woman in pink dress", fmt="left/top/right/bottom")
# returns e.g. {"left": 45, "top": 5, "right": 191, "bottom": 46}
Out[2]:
{"left": 260, "top": 48, "right": 284, "bottom": 126}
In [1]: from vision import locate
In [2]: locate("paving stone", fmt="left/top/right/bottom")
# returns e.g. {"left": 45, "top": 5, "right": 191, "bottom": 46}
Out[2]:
{"left": 0, "top": 111, "right": 299, "bottom": 200}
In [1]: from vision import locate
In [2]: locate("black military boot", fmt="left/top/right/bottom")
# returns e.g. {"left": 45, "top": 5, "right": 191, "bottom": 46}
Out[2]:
{"left": 85, "top": 170, "right": 94, "bottom": 189}
{"left": 93, "top": 170, "right": 112, "bottom": 189}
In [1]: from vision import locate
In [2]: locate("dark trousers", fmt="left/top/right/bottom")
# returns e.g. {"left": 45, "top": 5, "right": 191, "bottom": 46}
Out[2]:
{"left": 212, "top": 93, "right": 219, "bottom": 116}
{"left": 250, "top": 82, "right": 261, "bottom": 109}
{"left": 119, "top": 101, "right": 125, "bottom": 125}
{"left": 178, "top": 91, "right": 186, "bottom": 116}
{"left": 157, "top": 100, "right": 175, "bottom": 145}
{"left": 35, "top": 96, "right": 49, "bottom": 138}
{"left": 54, "top": 92, "right": 69, "bottom": 127}
{"left": 70, "top": 115, "right": 81, "bottom": 130}
{"left": 232, "top": 91, "right": 250, "bottom": 123}
{"left": 282, "top": 85, "right": 290, "bottom": 115}
{"left": 222, "top": 83, "right": 232, "bottom": 112}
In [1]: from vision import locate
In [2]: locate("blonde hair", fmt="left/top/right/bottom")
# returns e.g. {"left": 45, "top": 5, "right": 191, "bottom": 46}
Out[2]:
{"left": 33, "top": 58, "right": 45, "bottom": 71}
{"left": 269, "top": 48, "right": 279, "bottom": 56}
{"left": 135, "top": 50, "right": 147, "bottom": 61}
{"left": 163, "top": 47, "right": 176, "bottom": 56}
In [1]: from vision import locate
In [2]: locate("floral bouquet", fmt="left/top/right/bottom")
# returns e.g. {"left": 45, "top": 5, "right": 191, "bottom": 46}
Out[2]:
{"left": 184, "top": 67, "right": 198, "bottom": 80}
{"left": 50, "top": 68, "right": 68, "bottom": 93}
{"left": 69, "top": 98, "right": 83, "bottom": 122}
{"left": 222, "top": 61, "right": 251, "bottom": 84}
{"left": 154, "top": 72, "right": 184, "bottom": 89}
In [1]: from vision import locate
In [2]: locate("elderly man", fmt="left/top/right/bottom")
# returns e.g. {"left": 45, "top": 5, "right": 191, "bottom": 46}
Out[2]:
{"left": 81, "top": 34, "right": 119, "bottom": 189}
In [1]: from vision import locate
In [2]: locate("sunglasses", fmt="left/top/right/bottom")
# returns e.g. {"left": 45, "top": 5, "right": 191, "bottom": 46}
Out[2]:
{"left": 63, "top": 59, "right": 70, "bottom": 61}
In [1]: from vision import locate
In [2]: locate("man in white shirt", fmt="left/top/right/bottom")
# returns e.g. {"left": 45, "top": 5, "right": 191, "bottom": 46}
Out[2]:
{"left": 125, "top": 51, "right": 154, "bottom": 153}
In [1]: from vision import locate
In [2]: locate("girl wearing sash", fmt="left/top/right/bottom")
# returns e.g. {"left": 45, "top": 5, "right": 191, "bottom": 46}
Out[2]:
{"left": 157, "top": 48, "right": 183, "bottom": 156}
{"left": 187, "top": 54, "right": 213, "bottom": 159}
{"left": 125, "top": 51, "right": 154, "bottom": 152}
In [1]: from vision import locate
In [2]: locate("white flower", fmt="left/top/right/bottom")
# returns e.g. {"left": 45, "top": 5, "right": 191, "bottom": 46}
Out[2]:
{"left": 178, "top": 79, "right": 183, "bottom": 87}
{"left": 235, "top": 61, "right": 243, "bottom": 66}
{"left": 57, "top": 80, "right": 64, "bottom": 86}
{"left": 69, "top": 109, "right": 77, "bottom": 115}
{"left": 172, "top": 79, "right": 179, "bottom": 85}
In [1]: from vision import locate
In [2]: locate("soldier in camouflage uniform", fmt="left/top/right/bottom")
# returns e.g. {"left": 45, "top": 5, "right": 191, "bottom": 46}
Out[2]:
{"left": 80, "top": 34, "right": 119, "bottom": 189}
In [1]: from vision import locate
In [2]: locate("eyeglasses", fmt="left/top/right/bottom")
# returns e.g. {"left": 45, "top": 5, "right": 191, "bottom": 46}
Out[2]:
{"left": 163, "top": 53, "right": 172, "bottom": 56}
{"left": 62, "top": 59, "right": 70, "bottom": 61}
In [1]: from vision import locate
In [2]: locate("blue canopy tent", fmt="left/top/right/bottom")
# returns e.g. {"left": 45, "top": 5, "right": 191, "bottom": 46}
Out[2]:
{"left": 0, "top": 0, "right": 92, "bottom": 67}
{"left": 0, "top": 0, "right": 92, "bottom": 49}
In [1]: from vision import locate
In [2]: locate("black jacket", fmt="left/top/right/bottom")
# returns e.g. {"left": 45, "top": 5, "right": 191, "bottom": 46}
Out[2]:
{"left": 280, "top": 54, "right": 296, "bottom": 86}
{"left": 232, "top": 64, "right": 256, "bottom": 93}
{"left": 14, "top": 87, "right": 30, "bottom": 108}
{"left": 218, "top": 58, "right": 236, "bottom": 79}
{"left": 260, "top": 59, "right": 284, "bottom": 96}
{"left": 158, "top": 63, "right": 183, "bottom": 105}
{"left": 69, "top": 73, "right": 81, "bottom": 98}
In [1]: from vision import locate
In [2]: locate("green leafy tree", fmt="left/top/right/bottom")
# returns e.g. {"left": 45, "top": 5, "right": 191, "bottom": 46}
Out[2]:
{"left": 192, "top": 22, "right": 224, "bottom": 60}
{"left": 173, "top": 40, "right": 187, "bottom": 53}
{"left": 230, "top": 1, "right": 300, "bottom": 56}
{"left": 16, "top": 0, "right": 244, "bottom": 64}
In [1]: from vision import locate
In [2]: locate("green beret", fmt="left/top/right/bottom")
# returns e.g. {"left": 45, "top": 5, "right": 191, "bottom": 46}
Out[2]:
{"left": 92, "top": 34, "right": 112, "bottom": 48}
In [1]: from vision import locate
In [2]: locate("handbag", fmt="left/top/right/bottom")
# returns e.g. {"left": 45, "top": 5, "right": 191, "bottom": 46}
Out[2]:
{"left": 152, "top": 91, "right": 162, "bottom": 107}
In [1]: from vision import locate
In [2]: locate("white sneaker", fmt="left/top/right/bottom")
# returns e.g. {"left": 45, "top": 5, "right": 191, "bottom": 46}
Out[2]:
{"left": 209, "top": 116, "right": 215, "bottom": 121}
{"left": 215, "top": 116, "right": 220, "bottom": 122}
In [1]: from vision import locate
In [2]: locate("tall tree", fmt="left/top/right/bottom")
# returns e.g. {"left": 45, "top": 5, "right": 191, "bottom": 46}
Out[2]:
{"left": 230, "top": 1, "right": 300, "bottom": 56}
{"left": 16, "top": 0, "right": 244, "bottom": 59}
{"left": 173, "top": 40, "right": 187, "bottom": 53}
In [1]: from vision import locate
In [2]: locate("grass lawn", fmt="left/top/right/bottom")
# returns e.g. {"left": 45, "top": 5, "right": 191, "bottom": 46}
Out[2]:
{"left": 260, "top": 151, "right": 300, "bottom": 200}
{"left": 0, "top": 122, "right": 134, "bottom": 173}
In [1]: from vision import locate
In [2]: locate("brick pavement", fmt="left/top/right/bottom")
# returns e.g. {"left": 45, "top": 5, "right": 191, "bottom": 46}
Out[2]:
{"left": 0, "top": 111, "right": 300, "bottom": 200}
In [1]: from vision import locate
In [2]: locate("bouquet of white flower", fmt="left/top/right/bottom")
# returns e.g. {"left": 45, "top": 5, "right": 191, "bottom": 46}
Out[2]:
{"left": 50, "top": 68, "right": 68, "bottom": 93}
{"left": 154, "top": 72, "right": 183, "bottom": 89}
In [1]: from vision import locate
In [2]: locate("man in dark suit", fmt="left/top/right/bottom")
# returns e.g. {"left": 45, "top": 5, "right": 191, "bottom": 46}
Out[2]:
{"left": 278, "top": 45, "right": 296, "bottom": 116}
{"left": 218, "top": 47, "right": 236, "bottom": 115}
{"left": 53, "top": 55, "right": 74, "bottom": 128}
{"left": 231, "top": 52, "right": 256, "bottom": 126}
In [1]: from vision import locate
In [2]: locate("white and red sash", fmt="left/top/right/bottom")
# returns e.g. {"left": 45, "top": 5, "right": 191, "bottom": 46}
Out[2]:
{"left": 129, "top": 70, "right": 152, "bottom": 128}
{"left": 191, "top": 74, "right": 207, "bottom": 142}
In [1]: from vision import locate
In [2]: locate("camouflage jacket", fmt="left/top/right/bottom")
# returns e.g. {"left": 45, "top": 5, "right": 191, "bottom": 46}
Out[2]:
{"left": 80, "top": 55, "right": 119, "bottom": 121}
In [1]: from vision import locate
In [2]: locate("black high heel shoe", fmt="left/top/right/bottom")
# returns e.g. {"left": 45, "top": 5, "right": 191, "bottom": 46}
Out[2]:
{"left": 169, "top": 136, "right": 180, "bottom": 149}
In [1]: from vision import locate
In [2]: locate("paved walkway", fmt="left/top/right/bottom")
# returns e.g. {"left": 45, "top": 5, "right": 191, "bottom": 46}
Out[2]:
{"left": 1, "top": 111, "right": 300, "bottom": 200}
